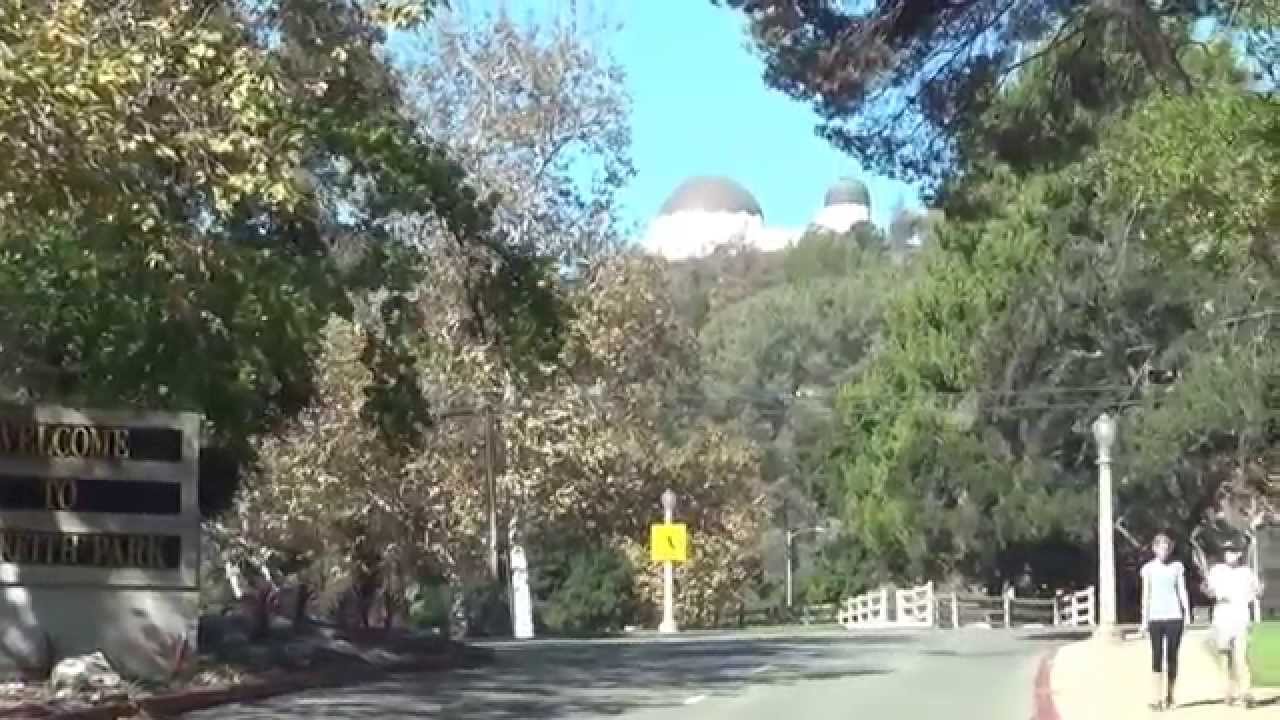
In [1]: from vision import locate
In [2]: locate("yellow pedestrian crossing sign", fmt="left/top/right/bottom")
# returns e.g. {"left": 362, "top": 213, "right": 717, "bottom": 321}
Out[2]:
{"left": 650, "top": 523, "right": 688, "bottom": 563}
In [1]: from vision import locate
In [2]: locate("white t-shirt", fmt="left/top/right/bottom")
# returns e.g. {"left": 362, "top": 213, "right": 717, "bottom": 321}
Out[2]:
{"left": 1141, "top": 559, "right": 1185, "bottom": 621}
{"left": 1208, "top": 563, "right": 1259, "bottom": 631}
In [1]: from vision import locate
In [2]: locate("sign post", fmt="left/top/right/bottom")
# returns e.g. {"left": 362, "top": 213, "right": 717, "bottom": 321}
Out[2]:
{"left": 652, "top": 489, "right": 687, "bottom": 633}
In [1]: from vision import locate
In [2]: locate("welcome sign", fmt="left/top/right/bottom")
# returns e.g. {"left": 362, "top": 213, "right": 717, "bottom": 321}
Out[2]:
{"left": 0, "top": 406, "right": 200, "bottom": 680}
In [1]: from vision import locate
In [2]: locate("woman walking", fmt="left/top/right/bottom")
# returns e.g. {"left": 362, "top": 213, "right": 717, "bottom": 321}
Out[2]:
{"left": 1141, "top": 532, "right": 1191, "bottom": 711}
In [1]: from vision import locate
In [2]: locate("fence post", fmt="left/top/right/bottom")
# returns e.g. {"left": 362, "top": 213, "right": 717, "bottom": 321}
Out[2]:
{"left": 950, "top": 592, "right": 960, "bottom": 629}
{"left": 931, "top": 579, "right": 942, "bottom": 625}
{"left": 1088, "top": 585, "right": 1097, "bottom": 626}
{"left": 1003, "top": 586, "right": 1014, "bottom": 628}
{"left": 1052, "top": 592, "right": 1060, "bottom": 626}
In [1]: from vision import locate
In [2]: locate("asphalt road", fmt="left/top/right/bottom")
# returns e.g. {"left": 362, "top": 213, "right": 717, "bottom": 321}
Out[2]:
{"left": 185, "top": 626, "right": 1080, "bottom": 720}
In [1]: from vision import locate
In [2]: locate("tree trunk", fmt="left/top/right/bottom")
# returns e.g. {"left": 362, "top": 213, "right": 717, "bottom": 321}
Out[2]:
{"left": 1099, "top": 0, "right": 1193, "bottom": 94}
{"left": 449, "top": 584, "right": 469, "bottom": 640}
{"left": 292, "top": 583, "right": 312, "bottom": 627}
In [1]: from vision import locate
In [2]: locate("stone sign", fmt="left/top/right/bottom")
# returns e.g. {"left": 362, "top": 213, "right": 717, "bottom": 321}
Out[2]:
{"left": 0, "top": 406, "right": 200, "bottom": 680}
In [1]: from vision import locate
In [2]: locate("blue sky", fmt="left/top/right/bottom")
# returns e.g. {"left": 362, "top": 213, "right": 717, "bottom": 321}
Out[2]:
{"left": 423, "top": 0, "right": 923, "bottom": 232}
{"left": 611, "top": 1, "right": 920, "bottom": 231}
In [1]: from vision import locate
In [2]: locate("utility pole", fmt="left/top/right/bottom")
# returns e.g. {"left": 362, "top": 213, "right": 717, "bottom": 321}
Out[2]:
{"left": 786, "top": 526, "right": 828, "bottom": 608}
{"left": 485, "top": 405, "right": 499, "bottom": 580}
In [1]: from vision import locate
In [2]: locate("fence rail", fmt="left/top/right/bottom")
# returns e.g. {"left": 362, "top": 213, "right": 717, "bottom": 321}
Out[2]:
{"left": 945, "top": 593, "right": 1005, "bottom": 628}
{"left": 839, "top": 587, "right": 891, "bottom": 628}
{"left": 896, "top": 582, "right": 935, "bottom": 627}
{"left": 836, "top": 583, "right": 1095, "bottom": 629}
{"left": 1053, "top": 586, "right": 1097, "bottom": 627}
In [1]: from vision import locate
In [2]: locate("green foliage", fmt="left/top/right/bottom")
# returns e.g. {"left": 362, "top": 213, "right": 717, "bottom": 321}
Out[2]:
{"left": 1096, "top": 85, "right": 1280, "bottom": 273}
{"left": 461, "top": 580, "right": 512, "bottom": 637}
{"left": 821, "top": 37, "right": 1280, "bottom": 590}
{"left": 539, "top": 544, "right": 637, "bottom": 636}
{"left": 407, "top": 582, "right": 451, "bottom": 631}
{"left": 781, "top": 225, "right": 887, "bottom": 283}
{"left": 718, "top": 0, "right": 1229, "bottom": 186}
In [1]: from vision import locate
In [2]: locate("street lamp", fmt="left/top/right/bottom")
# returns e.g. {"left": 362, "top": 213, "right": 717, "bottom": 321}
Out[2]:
{"left": 659, "top": 489, "right": 679, "bottom": 634}
{"left": 1092, "top": 412, "right": 1118, "bottom": 637}
{"left": 785, "top": 526, "right": 827, "bottom": 609}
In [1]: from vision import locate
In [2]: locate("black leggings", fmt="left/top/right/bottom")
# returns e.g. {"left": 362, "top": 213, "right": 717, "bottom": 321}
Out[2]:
{"left": 1149, "top": 619, "right": 1184, "bottom": 680}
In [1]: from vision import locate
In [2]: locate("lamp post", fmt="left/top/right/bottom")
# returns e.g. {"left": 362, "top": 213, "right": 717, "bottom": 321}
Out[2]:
{"left": 785, "top": 527, "right": 827, "bottom": 609}
{"left": 659, "top": 488, "right": 679, "bottom": 634}
{"left": 1092, "top": 412, "right": 1118, "bottom": 637}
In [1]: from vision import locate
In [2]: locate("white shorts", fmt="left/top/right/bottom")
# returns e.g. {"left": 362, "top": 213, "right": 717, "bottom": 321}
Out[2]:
{"left": 1213, "top": 623, "right": 1248, "bottom": 652}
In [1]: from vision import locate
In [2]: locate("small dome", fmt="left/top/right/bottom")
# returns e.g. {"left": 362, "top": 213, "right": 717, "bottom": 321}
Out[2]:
{"left": 658, "top": 176, "right": 763, "bottom": 219}
{"left": 824, "top": 177, "right": 871, "bottom": 208}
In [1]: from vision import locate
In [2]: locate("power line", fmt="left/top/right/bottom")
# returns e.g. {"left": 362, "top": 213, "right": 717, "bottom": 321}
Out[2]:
{"left": 431, "top": 382, "right": 1151, "bottom": 420}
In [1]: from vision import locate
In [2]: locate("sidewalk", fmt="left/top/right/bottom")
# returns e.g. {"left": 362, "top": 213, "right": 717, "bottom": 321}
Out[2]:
{"left": 1049, "top": 628, "right": 1280, "bottom": 718}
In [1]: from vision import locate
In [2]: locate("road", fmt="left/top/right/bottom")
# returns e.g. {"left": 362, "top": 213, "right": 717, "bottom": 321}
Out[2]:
{"left": 185, "top": 626, "right": 1079, "bottom": 720}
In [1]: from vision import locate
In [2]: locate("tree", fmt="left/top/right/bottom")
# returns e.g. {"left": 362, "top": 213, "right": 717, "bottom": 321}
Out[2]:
{"left": 697, "top": 228, "right": 898, "bottom": 575}
{"left": 226, "top": 318, "right": 437, "bottom": 625}
{"left": 498, "top": 254, "right": 768, "bottom": 628}
{"left": 406, "top": 5, "right": 634, "bottom": 264}
{"left": 0, "top": 0, "right": 561, "bottom": 460}
{"left": 820, "top": 35, "right": 1280, "bottom": 597}
{"left": 713, "top": 0, "right": 1253, "bottom": 187}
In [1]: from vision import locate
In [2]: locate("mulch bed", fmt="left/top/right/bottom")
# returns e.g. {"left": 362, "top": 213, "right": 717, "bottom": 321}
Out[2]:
{"left": 0, "top": 630, "right": 492, "bottom": 719}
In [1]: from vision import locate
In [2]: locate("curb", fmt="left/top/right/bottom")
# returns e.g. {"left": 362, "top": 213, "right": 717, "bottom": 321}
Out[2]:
{"left": 3, "top": 646, "right": 494, "bottom": 719}
{"left": 1033, "top": 647, "right": 1061, "bottom": 720}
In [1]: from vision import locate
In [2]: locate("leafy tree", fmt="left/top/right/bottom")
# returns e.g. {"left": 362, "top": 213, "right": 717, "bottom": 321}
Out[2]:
{"left": 666, "top": 239, "right": 788, "bottom": 332}
{"left": 690, "top": 228, "right": 904, "bottom": 599}
{"left": 495, "top": 254, "right": 768, "bottom": 626}
{"left": 0, "top": 0, "right": 559, "bottom": 462}
{"left": 816, "top": 37, "right": 1271, "bottom": 592}
{"left": 713, "top": 0, "right": 1256, "bottom": 186}
{"left": 407, "top": 6, "right": 635, "bottom": 264}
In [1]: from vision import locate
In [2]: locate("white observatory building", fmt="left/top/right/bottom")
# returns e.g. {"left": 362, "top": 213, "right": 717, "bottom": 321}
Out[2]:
{"left": 642, "top": 175, "right": 880, "bottom": 260}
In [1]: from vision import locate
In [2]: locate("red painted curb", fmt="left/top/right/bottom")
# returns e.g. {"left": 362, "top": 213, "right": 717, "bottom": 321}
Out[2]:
{"left": 1033, "top": 647, "right": 1061, "bottom": 720}
{"left": 2, "top": 649, "right": 485, "bottom": 719}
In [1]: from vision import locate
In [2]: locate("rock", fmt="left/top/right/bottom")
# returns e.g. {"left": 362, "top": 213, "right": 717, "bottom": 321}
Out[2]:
{"left": 198, "top": 613, "right": 253, "bottom": 649}
{"left": 281, "top": 641, "right": 318, "bottom": 668}
{"left": 0, "top": 681, "right": 26, "bottom": 695}
{"left": 327, "top": 639, "right": 360, "bottom": 656}
{"left": 363, "top": 648, "right": 401, "bottom": 666}
{"left": 49, "top": 652, "right": 122, "bottom": 696}
{"left": 0, "top": 625, "right": 51, "bottom": 679}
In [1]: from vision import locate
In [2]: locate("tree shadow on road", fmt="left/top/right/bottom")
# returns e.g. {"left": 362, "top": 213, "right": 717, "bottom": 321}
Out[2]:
{"left": 193, "top": 634, "right": 905, "bottom": 719}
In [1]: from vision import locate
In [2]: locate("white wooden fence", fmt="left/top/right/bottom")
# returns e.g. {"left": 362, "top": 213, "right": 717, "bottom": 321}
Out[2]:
{"left": 1053, "top": 586, "right": 1097, "bottom": 627}
{"left": 838, "top": 582, "right": 1095, "bottom": 629}
{"left": 838, "top": 587, "right": 891, "bottom": 628}
{"left": 895, "top": 582, "right": 935, "bottom": 627}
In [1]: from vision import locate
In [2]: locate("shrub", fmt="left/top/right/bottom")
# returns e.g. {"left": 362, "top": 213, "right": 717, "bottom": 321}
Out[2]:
{"left": 541, "top": 545, "right": 637, "bottom": 636}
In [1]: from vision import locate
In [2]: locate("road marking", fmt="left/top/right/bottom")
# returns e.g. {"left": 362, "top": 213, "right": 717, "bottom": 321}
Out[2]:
{"left": 683, "top": 694, "right": 707, "bottom": 705}
{"left": 750, "top": 664, "right": 772, "bottom": 674}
